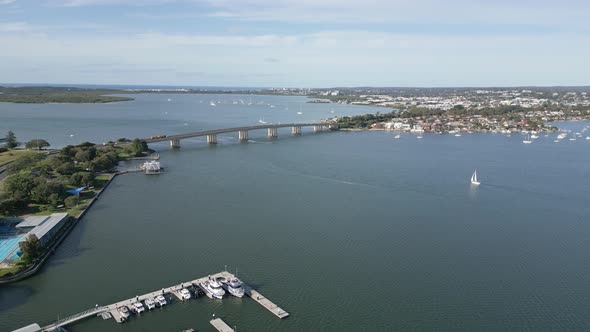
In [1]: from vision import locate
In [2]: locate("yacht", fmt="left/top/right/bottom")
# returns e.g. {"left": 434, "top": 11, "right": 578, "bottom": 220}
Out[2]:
{"left": 522, "top": 134, "right": 532, "bottom": 144}
{"left": 470, "top": 170, "right": 480, "bottom": 186}
{"left": 222, "top": 277, "right": 245, "bottom": 298}
{"left": 117, "top": 306, "right": 130, "bottom": 319}
{"left": 200, "top": 276, "right": 226, "bottom": 299}
{"left": 132, "top": 301, "right": 145, "bottom": 313}
{"left": 531, "top": 134, "right": 539, "bottom": 139}
{"left": 416, "top": 135, "right": 423, "bottom": 139}
{"left": 155, "top": 295, "right": 167, "bottom": 306}
{"left": 144, "top": 298, "right": 156, "bottom": 310}
{"left": 296, "top": 111, "right": 303, "bottom": 115}
{"left": 179, "top": 288, "right": 192, "bottom": 300}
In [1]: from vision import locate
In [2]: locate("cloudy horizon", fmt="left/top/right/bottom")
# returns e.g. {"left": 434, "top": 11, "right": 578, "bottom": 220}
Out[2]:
{"left": 1, "top": 0, "right": 589, "bottom": 87}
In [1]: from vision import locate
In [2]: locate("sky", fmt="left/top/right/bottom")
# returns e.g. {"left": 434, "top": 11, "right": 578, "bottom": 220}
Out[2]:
{"left": 0, "top": 0, "right": 589, "bottom": 87}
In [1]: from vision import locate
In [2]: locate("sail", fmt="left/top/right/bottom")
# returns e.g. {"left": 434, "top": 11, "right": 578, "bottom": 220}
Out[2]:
{"left": 471, "top": 170, "right": 478, "bottom": 184}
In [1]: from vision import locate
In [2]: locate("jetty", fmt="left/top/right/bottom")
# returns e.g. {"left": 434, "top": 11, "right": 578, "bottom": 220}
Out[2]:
{"left": 36, "top": 271, "right": 288, "bottom": 332}
{"left": 210, "top": 318, "right": 235, "bottom": 332}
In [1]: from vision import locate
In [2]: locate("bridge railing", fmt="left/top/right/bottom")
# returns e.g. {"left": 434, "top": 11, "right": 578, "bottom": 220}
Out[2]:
{"left": 42, "top": 306, "right": 108, "bottom": 331}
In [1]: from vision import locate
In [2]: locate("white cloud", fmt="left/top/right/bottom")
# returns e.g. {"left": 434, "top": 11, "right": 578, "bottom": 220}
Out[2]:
{"left": 0, "top": 22, "right": 32, "bottom": 32}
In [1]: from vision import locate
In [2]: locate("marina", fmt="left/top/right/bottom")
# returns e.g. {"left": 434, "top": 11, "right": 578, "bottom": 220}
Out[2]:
{"left": 36, "top": 271, "right": 288, "bottom": 332}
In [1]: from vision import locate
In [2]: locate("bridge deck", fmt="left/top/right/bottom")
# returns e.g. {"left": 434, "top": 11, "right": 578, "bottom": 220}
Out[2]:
{"left": 144, "top": 122, "right": 331, "bottom": 142}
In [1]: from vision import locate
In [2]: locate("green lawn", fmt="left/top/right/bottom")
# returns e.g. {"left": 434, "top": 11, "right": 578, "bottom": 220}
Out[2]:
{"left": 0, "top": 149, "right": 47, "bottom": 165}
{"left": 0, "top": 264, "right": 23, "bottom": 277}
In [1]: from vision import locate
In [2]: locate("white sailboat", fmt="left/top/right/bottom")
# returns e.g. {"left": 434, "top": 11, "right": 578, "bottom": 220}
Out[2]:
{"left": 470, "top": 170, "right": 480, "bottom": 186}
{"left": 394, "top": 134, "right": 401, "bottom": 139}
{"left": 258, "top": 117, "right": 267, "bottom": 124}
{"left": 522, "top": 134, "right": 532, "bottom": 144}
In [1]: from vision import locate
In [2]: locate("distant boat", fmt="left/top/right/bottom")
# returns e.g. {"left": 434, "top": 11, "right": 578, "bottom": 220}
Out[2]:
{"left": 470, "top": 170, "right": 480, "bottom": 186}
{"left": 258, "top": 117, "right": 267, "bottom": 124}
{"left": 531, "top": 134, "right": 539, "bottom": 139}
{"left": 210, "top": 101, "right": 216, "bottom": 106}
{"left": 454, "top": 133, "right": 462, "bottom": 137}
{"left": 167, "top": 98, "right": 171, "bottom": 102}
{"left": 394, "top": 134, "right": 401, "bottom": 139}
{"left": 416, "top": 135, "right": 423, "bottom": 139}
{"left": 523, "top": 134, "right": 532, "bottom": 144}
{"left": 586, "top": 136, "right": 590, "bottom": 140}
{"left": 296, "top": 112, "right": 303, "bottom": 115}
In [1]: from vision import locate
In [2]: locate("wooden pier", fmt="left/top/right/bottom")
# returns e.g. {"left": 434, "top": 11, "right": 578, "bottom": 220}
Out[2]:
{"left": 210, "top": 318, "right": 235, "bottom": 332}
{"left": 38, "top": 271, "right": 288, "bottom": 331}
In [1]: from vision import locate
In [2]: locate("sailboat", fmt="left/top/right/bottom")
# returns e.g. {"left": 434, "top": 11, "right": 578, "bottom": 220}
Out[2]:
{"left": 394, "top": 134, "right": 401, "bottom": 139}
{"left": 258, "top": 117, "right": 267, "bottom": 124}
{"left": 522, "top": 134, "right": 532, "bottom": 144}
{"left": 470, "top": 170, "right": 480, "bottom": 186}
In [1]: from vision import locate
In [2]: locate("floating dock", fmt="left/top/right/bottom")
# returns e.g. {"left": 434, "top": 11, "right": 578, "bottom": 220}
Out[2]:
{"left": 210, "top": 318, "right": 235, "bottom": 332}
{"left": 37, "top": 271, "right": 288, "bottom": 331}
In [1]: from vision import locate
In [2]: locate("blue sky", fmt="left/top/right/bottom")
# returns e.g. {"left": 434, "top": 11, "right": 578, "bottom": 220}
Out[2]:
{"left": 0, "top": 0, "right": 589, "bottom": 87}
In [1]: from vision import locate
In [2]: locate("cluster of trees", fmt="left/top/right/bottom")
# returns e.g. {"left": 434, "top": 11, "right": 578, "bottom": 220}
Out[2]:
{"left": 0, "top": 141, "right": 121, "bottom": 215}
{"left": 0, "top": 86, "right": 133, "bottom": 104}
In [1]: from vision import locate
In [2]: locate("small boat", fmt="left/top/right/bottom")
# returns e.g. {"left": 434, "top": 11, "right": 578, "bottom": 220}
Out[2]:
{"left": 144, "top": 298, "right": 156, "bottom": 310}
{"left": 179, "top": 288, "right": 191, "bottom": 300}
{"left": 454, "top": 133, "right": 462, "bottom": 137}
{"left": 554, "top": 140, "right": 560, "bottom": 143}
{"left": 569, "top": 137, "right": 577, "bottom": 141}
{"left": 416, "top": 135, "right": 423, "bottom": 139}
{"left": 394, "top": 134, "right": 401, "bottom": 139}
{"left": 531, "top": 134, "right": 539, "bottom": 139}
{"left": 258, "top": 117, "right": 267, "bottom": 124}
{"left": 200, "top": 276, "right": 226, "bottom": 299}
{"left": 222, "top": 277, "right": 245, "bottom": 298}
{"left": 155, "top": 295, "right": 167, "bottom": 306}
{"left": 586, "top": 136, "right": 590, "bottom": 140}
{"left": 470, "top": 170, "right": 480, "bottom": 186}
{"left": 167, "top": 98, "right": 172, "bottom": 102}
{"left": 210, "top": 101, "right": 216, "bottom": 106}
{"left": 522, "top": 134, "right": 532, "bottom": 144}
{"left": 132, "top": 301, "right": 145, "bottom": 313}
{"left": 117, "top": 306, "right": 130, "bottom": 319}
{"left": 296, "top": 111, "right": 303, "bottom": 115}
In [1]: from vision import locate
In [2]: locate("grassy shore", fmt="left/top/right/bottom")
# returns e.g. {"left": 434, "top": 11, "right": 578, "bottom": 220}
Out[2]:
{"left": 0, "top": 86, "right": 133, "bottom": 104}
{"left": 0, "top": 149, "right": 49, "bottom": 165}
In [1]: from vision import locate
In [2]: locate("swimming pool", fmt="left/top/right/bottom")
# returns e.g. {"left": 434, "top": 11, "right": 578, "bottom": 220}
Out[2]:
{"left": 0, "top": 235, "right": 24, "bottom": 263}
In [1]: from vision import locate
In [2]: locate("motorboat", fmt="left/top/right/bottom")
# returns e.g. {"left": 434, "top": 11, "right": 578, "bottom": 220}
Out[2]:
{"left": 222, "top": 277, "right": 245, "bottom": 298}
{"left": 155, "top": 295, "right": 167, "bottom": 306}
{"left": 117, "top": 306, "right": 130, "bottom": 319}
{"left": 144, "top": 298, "right": 156, "bottom": 310}
{"left": 200, "top": 276, "right": 226, "bottom": 299}
{"left": 454, "top": 133, "right": 462, "bottom": 137}
{"left": 394, "top": 134, "right": 400, "bottom": 139}
{"left": 179, "top": 288, "right": 191, "bottom": 300}
{"left": 132, "top": 301, "right": 145, "bottom": 313}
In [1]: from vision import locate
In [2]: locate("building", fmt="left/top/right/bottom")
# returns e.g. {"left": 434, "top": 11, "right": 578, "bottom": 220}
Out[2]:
{"left": 16, "top": 213, "right": 69, "bottom": 247}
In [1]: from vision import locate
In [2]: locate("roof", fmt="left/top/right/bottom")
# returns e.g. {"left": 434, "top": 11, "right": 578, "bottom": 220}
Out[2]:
{"left": 15, "top": 216, "right": 50, "bottom": 228}
{"left": 20, "top": 213, "right": 69, "bottom": 241}
{"left": 67, "top": 186, "right": 86, "bottom": 195}
{"left": 11, "top": 323, "right": 41, "bottom": 332}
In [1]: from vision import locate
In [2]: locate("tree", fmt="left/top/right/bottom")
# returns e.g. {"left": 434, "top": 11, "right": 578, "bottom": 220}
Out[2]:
{"left": 5, "top": 130, "right": 17, "bottom": 149}
{"left": 70, "top": 172, "right": 95, "bottom": 187}
{"left": 25, "top": 139, "right": 50, "bottom": 150}
{"left": 64, "top": 196, "right": 79, "bottom": 208}
{"left": 55, "top": 161, "right": 76, "bottom": 175}
{"left": 131, "top": 138, "right": 148, "bottom": 156}
{"left": 3, "top": 171, "right": 35, "bottom": 201}
{"left": 19, "top": 234, "right": 41, "bottom": 264}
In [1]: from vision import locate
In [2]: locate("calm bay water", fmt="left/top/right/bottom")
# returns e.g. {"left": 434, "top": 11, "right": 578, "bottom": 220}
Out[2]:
{"left": 1, "top": 95, "right": 590, "bottom": 331}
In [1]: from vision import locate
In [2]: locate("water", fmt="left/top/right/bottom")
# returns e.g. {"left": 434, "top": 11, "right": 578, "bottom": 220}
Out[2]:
{"left": 1, "top": 96, "right": 590, "bottom": 331}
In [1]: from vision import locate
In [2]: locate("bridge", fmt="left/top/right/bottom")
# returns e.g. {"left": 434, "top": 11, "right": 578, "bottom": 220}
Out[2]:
{"left": 142, "top": 122, "right": 336, "bottom": 148}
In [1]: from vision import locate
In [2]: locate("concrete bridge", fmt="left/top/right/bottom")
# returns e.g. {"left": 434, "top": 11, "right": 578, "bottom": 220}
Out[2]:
{"left": 143, "top": 123, "right": 337, "bottom": 148}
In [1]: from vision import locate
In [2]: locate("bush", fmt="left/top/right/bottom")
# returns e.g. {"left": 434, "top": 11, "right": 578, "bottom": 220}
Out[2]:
{"left": 64, "top": 196, "right": 79, "bottom": 208}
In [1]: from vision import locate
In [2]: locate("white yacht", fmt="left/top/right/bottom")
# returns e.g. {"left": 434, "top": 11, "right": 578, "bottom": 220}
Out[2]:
{"left": 117, "top": 306, "right": 130, "bottom": 319}
{"left": 522, "top": 134, "right": 532, "bottom": 144}
{"left": 132, "top": 301, "right": 145, "bottom": 313}
{"left": 144, "top": 298, "right": 156, "bottom": 310}
{"left": 470, "top": 170, "right": 480, "bottom": 186}
{"left": 179, "top": 288, "right": 192, "bottom": 300}
{"left": 222, "top": 277, "right": 245, "bottom": 298}
{"left": 200, "top": 276, "right": 226, "bottom": 299}
{"left": 155, "top": 295, "right": 167, "bottom": 306}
